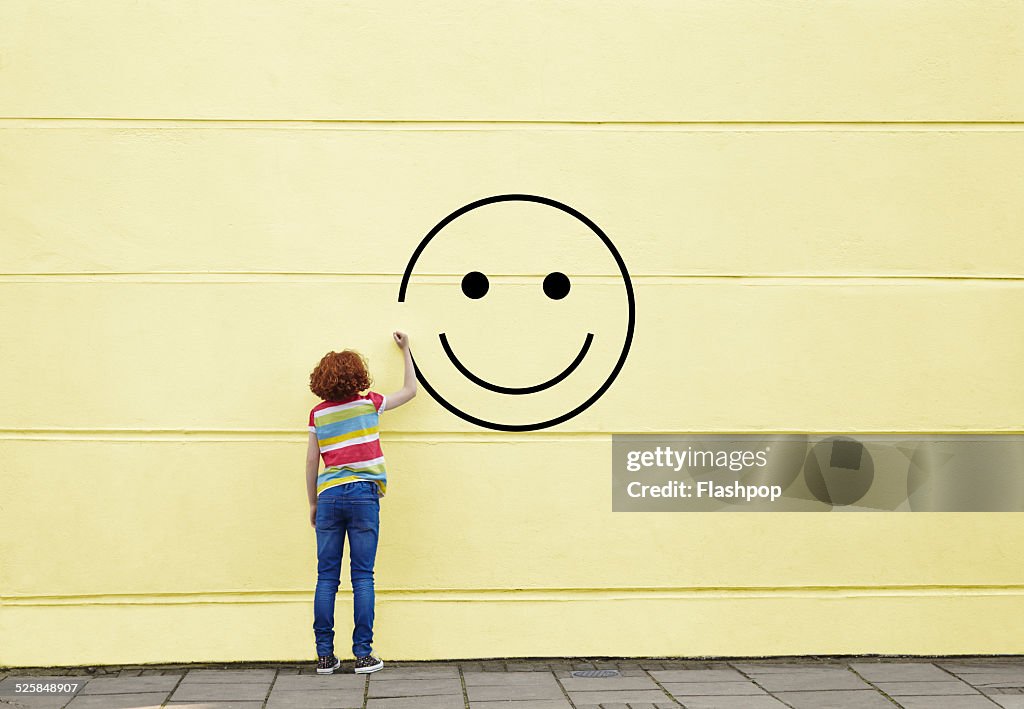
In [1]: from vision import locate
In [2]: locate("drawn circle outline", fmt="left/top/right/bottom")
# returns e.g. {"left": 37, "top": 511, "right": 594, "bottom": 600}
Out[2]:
{"left": 397, "top": 193, "right": 635, "bottom": 432}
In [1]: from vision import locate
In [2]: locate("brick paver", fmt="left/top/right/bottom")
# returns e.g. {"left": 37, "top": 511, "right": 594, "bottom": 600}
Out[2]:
{"left": 3, "top": 656, "right": 1024, "bottom": 708}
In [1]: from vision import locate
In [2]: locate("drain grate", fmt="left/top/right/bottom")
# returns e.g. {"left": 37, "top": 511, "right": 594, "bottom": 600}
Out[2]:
{"left": 570, "top": 669, "right": 621, "bottom": 678}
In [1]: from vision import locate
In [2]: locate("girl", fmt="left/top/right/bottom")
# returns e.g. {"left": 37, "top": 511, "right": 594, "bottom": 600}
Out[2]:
{"left": 305, "top": 331, "right": 416, "bottom": 674}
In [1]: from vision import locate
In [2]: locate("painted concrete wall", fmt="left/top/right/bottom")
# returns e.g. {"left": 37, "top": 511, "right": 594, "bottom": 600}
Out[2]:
{"left": 2, "top": 1, "right": 1023, "bottom": 665}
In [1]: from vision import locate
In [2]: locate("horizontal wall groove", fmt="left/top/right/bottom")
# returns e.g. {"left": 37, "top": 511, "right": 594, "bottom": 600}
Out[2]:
{"left": 1, "top": 274, "right": 1022, "bottom": 284}
{"left": 4, "top": 118, "right": 1024, "bottom": 132}
{"left": 3, "top": 429, "right": 1023, "bottom": 443}
{"left": 7, "top": 585, "right": 1024, "bottom": 607}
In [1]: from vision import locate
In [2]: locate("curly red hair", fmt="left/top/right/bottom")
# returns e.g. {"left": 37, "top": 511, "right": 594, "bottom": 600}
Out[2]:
{"left": 309, "top": 350, "right": 373, "bottom": 401}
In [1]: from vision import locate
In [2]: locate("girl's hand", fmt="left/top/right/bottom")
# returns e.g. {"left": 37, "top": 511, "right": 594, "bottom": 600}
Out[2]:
{"left": 309, "top": 503, "right": 318, "bottom": 529}
{"left": 393, "top": 331, "right": 410, "bottom": 350}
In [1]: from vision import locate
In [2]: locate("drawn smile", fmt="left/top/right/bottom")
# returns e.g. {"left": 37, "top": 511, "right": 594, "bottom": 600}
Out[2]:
{"left": 438, "top": 332, "right": 595, "bottom": 395}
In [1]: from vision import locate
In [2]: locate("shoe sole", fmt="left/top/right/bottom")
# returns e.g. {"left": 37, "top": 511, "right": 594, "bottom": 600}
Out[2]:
{"left": 316, "top": 659, "right": 341, "bottom": 675}
{"left": 354, "top": 661, "right": 384, "bottom": 674}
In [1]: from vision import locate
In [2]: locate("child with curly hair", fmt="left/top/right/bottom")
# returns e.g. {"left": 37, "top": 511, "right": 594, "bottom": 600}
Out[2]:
{"left": 305, "top": 331, "right": 416, "bottom": 674}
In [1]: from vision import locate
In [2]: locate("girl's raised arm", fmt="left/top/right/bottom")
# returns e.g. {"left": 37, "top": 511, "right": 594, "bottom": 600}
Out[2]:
{"left": 382, "top": 331, "right": 417, "bottom": 410}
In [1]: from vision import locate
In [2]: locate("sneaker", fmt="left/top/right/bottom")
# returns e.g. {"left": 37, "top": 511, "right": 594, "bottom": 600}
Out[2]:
{"left": 354, "top": 654, "right": 384, "bottom": 674}
{"left": 316, "top": 654, "right": 341, "bottom": 674}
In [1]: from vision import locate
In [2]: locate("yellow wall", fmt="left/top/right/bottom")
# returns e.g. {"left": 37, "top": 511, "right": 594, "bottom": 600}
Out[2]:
{"left": 2, "top": 1, "right": 1023, "bottom": 666}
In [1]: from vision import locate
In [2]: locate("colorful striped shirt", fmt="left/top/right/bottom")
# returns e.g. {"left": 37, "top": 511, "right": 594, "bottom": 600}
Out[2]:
{"left": 308, "top": 391, "right": 387, "bottom": 497}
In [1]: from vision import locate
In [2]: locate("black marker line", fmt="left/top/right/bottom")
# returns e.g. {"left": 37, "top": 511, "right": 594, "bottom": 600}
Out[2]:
{"left": 439, "top": 332, "right": 594, "bottom": 395}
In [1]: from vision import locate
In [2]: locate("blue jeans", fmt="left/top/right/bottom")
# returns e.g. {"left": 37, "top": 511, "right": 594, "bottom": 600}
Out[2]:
{"left": 313, "top": 481, "right": 380, "bottom": 658}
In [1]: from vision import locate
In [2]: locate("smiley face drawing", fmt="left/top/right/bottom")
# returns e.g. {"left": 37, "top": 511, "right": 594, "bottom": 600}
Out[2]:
{"left": 398, "top": 194, "right": 635, "bottom": 431}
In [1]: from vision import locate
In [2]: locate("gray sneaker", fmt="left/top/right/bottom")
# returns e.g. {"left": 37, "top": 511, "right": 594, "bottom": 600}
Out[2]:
{"left": 316, "top": 654, "right": 341, "bottom": 674}
{"left": 354, "top": 655, "right": 384, "bottom": 674}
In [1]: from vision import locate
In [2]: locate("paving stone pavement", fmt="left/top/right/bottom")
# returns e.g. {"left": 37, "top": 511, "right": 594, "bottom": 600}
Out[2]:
{"left": 4, "top": 657, "right": 1024, "bottom": 708}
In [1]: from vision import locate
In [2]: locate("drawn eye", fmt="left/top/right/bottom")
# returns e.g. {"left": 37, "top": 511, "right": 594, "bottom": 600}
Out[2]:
{"left": 542, "top": 272, "right": 570, "bottom": 300}
{"left": 461, "top": 271, "right": 489, "bottom": 299}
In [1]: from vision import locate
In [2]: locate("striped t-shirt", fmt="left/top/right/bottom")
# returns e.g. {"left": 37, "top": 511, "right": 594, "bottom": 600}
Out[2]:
{"left": 308, "top": 391, "right": 387, "bottom": 497}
